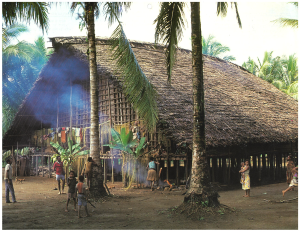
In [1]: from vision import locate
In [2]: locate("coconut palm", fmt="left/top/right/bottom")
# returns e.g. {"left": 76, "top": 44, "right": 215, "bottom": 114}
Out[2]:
{"left": 242, "top": 57, "right": 259, "bottom": 75}
{"left": 2, "top": 2, "right": 49, "bottom": 33}
{"left": 272, "top": 2, "right": 298, "bottom": 28}
{"left": 2, "top": 29, "right": 51, "bottom": 136}
{"left": 202, "top": 34, "right": 236, "bottom": 62}
{"left": 154, "top": 2, "right": 241, "bottom": 206}
{"left": 70, "top": 2, "right": 158, "bottom": 196}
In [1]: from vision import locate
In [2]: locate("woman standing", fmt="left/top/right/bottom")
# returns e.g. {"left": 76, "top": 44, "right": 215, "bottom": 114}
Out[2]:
{"left": 286, "top": 155, "right": 295, "bottom": 186}
{"left": 239, "top": 159, "right": 250, "bottom": 197}
{"left": 146, "top": 157, "right": 160, "bottom": 191}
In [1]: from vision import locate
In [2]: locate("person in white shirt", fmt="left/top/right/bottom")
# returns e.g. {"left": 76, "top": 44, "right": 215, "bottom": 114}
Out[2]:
{"left": 4, "top": 158, "right": 16, "bottom": 203}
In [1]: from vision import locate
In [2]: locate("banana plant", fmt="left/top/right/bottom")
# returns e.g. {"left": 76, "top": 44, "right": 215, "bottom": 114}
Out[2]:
{"left": 50, "top": 137, "right": 90, "bottom": 174}
{"left": 104, "top": 128, "right": 147, "bottom": 188}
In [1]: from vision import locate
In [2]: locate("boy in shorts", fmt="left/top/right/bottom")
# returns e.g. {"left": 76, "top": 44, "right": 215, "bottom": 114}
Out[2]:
{"left": 76, "top": 175, "right": 90, "bottom": 218}
{"left": 65, "top": 170, "right": 77, "bottom": 212}
{"left": 53, "top": 156, "right": 65, "bottom": 194}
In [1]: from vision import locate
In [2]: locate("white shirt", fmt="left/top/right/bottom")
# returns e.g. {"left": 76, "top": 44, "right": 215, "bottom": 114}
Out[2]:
{"left": 4, "top": 163, "right": 12, "bottom": 180}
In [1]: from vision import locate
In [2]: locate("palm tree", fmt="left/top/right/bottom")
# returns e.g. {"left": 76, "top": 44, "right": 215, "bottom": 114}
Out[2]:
{"left": 242, "top": 52, "right": 298, "bottom": 100}
{"left": 154, "top": 2, "right": 241, "bottom": 206}
{"left": 70, "top": 2, "right": 158, "bottom": 197}
{"left": 2, "top": 26, "right": 51, "bottom": 136}
{"left": 2, "top": 2, "right": 49, "bottom": 33}
{"left": 202, "top": 34, "right": 236, "bottom": 62}
{"left": 272, "top": 2, "right": 298, "bottom": 28}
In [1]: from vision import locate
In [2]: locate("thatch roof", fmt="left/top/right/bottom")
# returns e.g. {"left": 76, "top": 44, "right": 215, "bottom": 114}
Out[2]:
{"left": 3, "top": 36, "right": 298, "bottom": 151}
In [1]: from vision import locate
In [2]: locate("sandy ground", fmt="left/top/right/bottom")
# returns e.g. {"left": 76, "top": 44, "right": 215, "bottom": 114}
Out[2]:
{"left": 2, "top": 176, "right": 298, "bottom": 230}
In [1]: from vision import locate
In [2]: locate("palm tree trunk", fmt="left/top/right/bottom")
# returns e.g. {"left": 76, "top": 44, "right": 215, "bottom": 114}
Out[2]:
{"left": 86, "top": 2, "right": 106, "bottom": 197}
{"left": 187, "top": 2, "right": 208, "bottom": 194}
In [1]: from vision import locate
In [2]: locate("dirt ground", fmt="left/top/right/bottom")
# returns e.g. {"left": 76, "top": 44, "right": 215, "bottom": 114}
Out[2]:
{"left": 2, "top": 176, "right": 298, "bottom": 230}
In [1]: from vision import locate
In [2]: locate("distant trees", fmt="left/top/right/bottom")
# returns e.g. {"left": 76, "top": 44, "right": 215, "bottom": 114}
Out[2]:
{"left": 202, "top": 35, "right": 236, "bottom": 62}
{"left": 2, "top": 25, "right": 52, "bottom": 136}
{"left": 2, "top": 2, "right": 50, "bottom": 136}
{"left": 242, "top": 52, "right": 298, "bottom": 100}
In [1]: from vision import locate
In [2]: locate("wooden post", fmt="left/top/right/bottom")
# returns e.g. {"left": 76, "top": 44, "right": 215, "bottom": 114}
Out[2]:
{"left": 185, "top": 158, "right": 188, "bottom": 184}
{"left": 104, "top": 158, "right": 107, "bottom": 184}
{"left": 42, "top": 153, "right": 44, "bottom": 177}
{"left": 176, "top": 159, "right": 179, "bottom": 187}
{"left": 222, "top": 157, "right": 227, "bottom": 184}
{"left": 48, "top": 156, "right": 51, "bottom": 178}
{"left": 16, "top": 142, "right": 18, "bottom": 177}
{"left": 262, "top": 154, "right": 266, "bottom": 182}
{"left": 36, "top": 156, "right": 38, "bottom": 176}
{"left": 111, "top": 156, "right": 114, "bottom": 184}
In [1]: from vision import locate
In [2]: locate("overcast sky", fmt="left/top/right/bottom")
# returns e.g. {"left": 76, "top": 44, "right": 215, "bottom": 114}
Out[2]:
{"left": 14, "top": 2, "right": 299, "bottom": 66}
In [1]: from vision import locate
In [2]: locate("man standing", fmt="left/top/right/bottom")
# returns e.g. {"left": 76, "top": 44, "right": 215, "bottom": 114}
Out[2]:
{"left": 53, "top": 156, "right": 65, "bottom": 194}
{"left": 4, "top": 158, "right": 16, "bottom": 203}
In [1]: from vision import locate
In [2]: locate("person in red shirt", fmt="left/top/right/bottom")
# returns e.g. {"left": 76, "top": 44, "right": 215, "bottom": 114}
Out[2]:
{"left": 53, "top": 156, "right": 65, "bottom": 194}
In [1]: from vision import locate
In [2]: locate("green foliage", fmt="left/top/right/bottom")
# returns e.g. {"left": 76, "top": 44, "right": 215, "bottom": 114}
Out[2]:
{"left": 154, "top": 2, "right": 187, "bottom": 82}
{"left": 109, "top": 24, "right": 159, "bottom": 132}
{"left": 272, "top": 2, "right": 298, "bottom": 28}
{"left": 2, "top": 26, "right": 51, "bottom": 136}
{"left": 50, "top": 137, "right": 89, "bottom": 167}
{"left": 2, "top": 2, "right": 49, "bottom": 33}
{"left": 242, "top": 52, "right": 298, "bottom": 100}
{"left": 104, "top": 128, "right": 137, "bottom": 155}
{"left": 202, "top": 34, "right": 236, "bottom": 62}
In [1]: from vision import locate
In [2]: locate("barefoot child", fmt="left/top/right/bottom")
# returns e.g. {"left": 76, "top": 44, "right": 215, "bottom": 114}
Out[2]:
{"left": 239, "top": 162, "right": 245, "bottom": 184}
{"left": 76, "top": 175, "right": 90, "bottom": 218}
{"left": 282, "top": 166, "right": 298, "bottom": 197}
{"left": 65, "top": 171, "right": 77, "bottom": 212}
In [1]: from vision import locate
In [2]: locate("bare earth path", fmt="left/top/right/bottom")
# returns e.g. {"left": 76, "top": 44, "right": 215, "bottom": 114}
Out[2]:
{"left": 2, "top": 176, "right": 298, "bottom": 230}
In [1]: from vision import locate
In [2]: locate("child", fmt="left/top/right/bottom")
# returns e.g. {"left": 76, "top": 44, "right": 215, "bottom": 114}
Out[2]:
{"left": 65, "top": 170, "right": 77, "bottom": 212}
{"left": 282, "top": 166, "right": 298, "bottom": 197}
{"left": 239, "top": 162, "right": 245, "bottom": 184}
{"left": 81, "top": 157, "right": 95, "bottom": 189}
{"left": 76, "top": 175, "right": 90, "bottom": 218}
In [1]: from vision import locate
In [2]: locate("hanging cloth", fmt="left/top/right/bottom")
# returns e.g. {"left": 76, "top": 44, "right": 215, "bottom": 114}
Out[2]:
{"left": 61, "top": 130, "right": 66, "bottom": 143}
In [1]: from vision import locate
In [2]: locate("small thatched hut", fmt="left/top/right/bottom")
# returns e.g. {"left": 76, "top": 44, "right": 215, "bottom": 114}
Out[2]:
{"left": 3, "top": 37, "right": 298, "bottom": 186}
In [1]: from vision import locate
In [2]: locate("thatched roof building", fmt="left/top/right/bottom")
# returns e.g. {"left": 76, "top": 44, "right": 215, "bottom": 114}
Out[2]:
{"left": 3, "top": 37, "right": 298, "bottom": 185}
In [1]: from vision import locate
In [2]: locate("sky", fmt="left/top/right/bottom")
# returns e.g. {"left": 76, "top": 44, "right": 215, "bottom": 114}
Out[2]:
{"left": 8, "top": 1, "right": 300, "bottom": 66}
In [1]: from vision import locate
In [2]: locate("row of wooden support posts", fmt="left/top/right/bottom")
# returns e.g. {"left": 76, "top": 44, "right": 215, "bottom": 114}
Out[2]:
{"left": 31, "top": 154, "right": 52, "bottom": 178}
{"left": 208, "top": 152, "right": 297, "bottom": 185}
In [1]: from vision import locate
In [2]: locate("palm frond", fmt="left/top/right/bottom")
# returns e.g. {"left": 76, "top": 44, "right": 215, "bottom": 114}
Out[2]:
{"left": 3, "top": 41, "right": 36, "bottom": 62}
{"left": 154, "top": 2, "right": 186, "bottom": 82}
{"left": 108, "top": 25, "right": 158, "bottom": 131}
{"left": 217, "top": 2, "right": 228, "bottom": 17}
{"left": 272, "top": 18, "right": 298, "bottom": 28}
{"left": 2, "top": 2, "right": 49, "bottom": 33}
{"left": 2, "top": 24, "right": 29, "bottom": 50}
{"left": 103, "top": 2, "right": 131, "bottom": 27}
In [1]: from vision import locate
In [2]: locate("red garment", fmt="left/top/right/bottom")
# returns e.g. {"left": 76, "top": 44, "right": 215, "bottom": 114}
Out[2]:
{"left": 53, "top": 161, "right": 64, "bottom": 175}
{"left": 61, "top": 130, "right": 66, "bottom": 143}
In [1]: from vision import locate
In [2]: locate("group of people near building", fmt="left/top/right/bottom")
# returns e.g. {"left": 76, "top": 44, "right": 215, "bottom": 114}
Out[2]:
{"left": 238, "top": 155, "right": 298, "bottom": 198}
{"left": 53, "top": 155, "right": 94, "bottom": 218}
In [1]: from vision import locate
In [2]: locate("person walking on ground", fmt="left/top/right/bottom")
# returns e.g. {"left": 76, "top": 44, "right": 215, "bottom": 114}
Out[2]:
{"left": 53, "top": 156, "right": 65, "bottom": 194}
{"left": 76, "top": 175, "right": 90, "bottom": 218}
{"left": 65, "top": 170, "right": 77, "bottom": 212}
{"left": 4, "top": 158, "right": 17, "bottom": 203}
{"left": 146, "top": 157, "right": 160, "bottom": 191}
{"left": 286, "top": 155, "right": 295, "bottom": 186}
{"left": 282, "top": 166, "right": 298, "bottom": 197}
{"left": 239, "top": 159, "right": 250, "bottom": 197}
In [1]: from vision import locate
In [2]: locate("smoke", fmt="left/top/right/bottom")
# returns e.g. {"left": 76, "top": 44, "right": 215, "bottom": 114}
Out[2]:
{"left": 28, "top": 47, "right": 91, "bottom": 127}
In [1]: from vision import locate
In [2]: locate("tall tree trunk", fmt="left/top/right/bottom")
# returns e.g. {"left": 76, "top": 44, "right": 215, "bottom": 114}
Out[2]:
{"left": 185, "top": 2, "right": 219, "bottom": 207}
{"left": 86, "top": 2, "right": 106, "bottom": 197}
